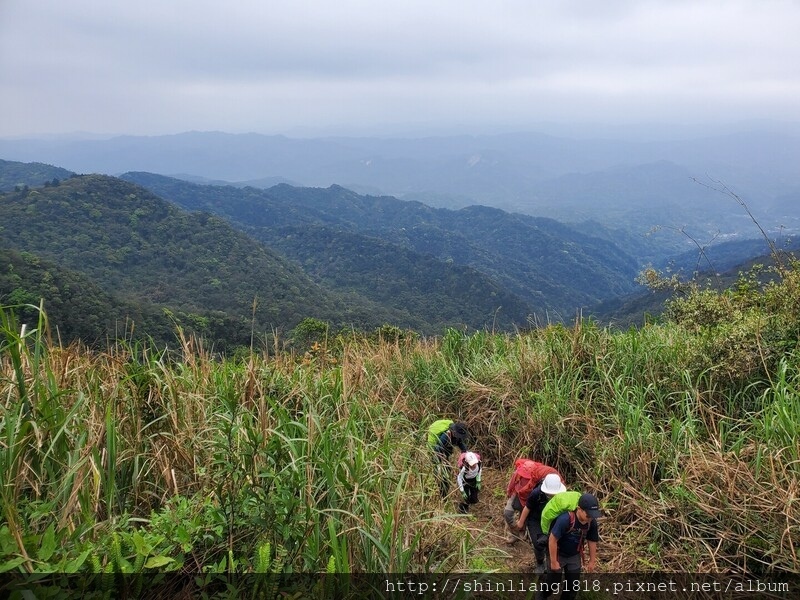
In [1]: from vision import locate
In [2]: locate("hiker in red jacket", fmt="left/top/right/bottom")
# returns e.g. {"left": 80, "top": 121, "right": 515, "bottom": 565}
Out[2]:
{"left": 503, "top": 458, "right": 559, "bottom": 543}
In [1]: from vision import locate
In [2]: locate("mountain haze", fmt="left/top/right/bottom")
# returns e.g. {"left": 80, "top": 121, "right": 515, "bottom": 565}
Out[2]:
{"left": 3, "top": 130, "right": 799, "bottom": 239}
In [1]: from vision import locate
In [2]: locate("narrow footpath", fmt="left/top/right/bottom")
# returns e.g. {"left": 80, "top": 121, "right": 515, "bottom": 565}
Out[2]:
{"left": 462, "top": 466, "right": 538, "bottom": 572}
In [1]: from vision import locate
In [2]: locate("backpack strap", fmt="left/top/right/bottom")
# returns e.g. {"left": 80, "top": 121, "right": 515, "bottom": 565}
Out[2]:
{"left": 567, "top": 511, "right": 587, "bottom": 554}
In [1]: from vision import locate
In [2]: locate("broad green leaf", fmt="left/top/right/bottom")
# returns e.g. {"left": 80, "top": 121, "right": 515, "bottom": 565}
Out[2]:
{"left": 0, "top": 526, "right": 17, "bottom": 555}
{"left": 144, "top": 555, "right": 175, "bottom": 569}
{"left": 36, "top": 524, "right": 56, "bottom": 562}
{"left": 132, "top": 531, "right": 150, "bottom": 556}
{"left": 0, "top": 556, "right": 27, "bottom": 573}
{"left": 64, "top": 549, "right": 91, "bottom": 573}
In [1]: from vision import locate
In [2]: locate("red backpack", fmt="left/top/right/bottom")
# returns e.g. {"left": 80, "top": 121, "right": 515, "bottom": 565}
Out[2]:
{"left": 506, "top": 459, "right": 559, "bottom": 505}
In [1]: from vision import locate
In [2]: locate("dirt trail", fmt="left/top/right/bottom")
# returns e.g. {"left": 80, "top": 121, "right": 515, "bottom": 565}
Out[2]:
{"left": 460, "top": 466, "right": 539, "bottom": 572}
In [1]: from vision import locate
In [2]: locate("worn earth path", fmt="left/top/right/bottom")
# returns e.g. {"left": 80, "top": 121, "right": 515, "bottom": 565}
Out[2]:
{"left": 458, "top": 466, "right": 538, "bottom": 573}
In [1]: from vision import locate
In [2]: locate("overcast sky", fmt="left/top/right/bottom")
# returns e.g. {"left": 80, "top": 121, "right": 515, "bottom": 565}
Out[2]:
{"left": 1, "top": 0, "right": 799, "bottom": 138}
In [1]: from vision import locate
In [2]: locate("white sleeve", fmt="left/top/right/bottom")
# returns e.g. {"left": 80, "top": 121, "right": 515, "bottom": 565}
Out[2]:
{"left": 456, "top": 467, "right": 466, "bottom": 491}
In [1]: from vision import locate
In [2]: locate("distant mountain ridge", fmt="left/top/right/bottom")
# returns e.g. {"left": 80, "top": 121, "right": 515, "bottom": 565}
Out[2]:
{"left": 4, "top": 130, "right": 800, "bottom": 268}
{"left": 1, "top": 166, "right": 576, "bottom": 341}
{"left": 2, "top": 158, "right": 794, "bottom": 348}
{"left": 120, "top": 172, "right": 641, "bottom": 319}
{"left": 4, "top": 129, "right": 799, "bottom": 185}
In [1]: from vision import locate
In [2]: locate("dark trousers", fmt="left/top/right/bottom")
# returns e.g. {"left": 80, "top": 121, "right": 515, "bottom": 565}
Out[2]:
{"left": 538, "top": 553, "right": 582, "bottom": 600}
{"left": 458, "top": 479, "right": 479, "bottom": 513}
{"left": 527, "top": 516, "right": 547, "bottom": 564}
{"left": 433, "top": 454, "right": 450, "bottom": 498}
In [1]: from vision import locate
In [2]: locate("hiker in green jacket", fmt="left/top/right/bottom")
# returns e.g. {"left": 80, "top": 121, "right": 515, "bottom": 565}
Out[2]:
{"left": 427, "top": 419, "right": 469, "bottom": 498}
{"left": 536, "top": 493, "right": 601, "bottom": 600}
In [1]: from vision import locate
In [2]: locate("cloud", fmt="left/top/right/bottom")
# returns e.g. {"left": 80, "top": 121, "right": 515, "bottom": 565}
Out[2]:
{"left": 1, "top": 0, "right": 799, "bottom": 136}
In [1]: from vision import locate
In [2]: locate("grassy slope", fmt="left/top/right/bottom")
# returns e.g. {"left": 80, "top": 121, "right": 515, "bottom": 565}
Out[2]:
{"left": 2, "top": 262, "right": 799, "bottom": 579}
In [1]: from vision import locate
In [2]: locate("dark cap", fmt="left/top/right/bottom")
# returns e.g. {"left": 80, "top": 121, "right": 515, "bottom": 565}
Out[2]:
{"left": 578, "top": 493, "right": 602, "bottom": 518}
{"left": 450, "top": 421, "right": 468, "bottom": 440}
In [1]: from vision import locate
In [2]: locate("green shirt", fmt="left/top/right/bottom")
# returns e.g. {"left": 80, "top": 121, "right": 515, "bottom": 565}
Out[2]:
{"left": 426, "top": 419, "right": 453, "bottom": 448}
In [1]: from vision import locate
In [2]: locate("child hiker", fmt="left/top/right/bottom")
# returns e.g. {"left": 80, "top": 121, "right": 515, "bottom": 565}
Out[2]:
{"left": 456, "top": 451, "right": 482, "bottom": 513}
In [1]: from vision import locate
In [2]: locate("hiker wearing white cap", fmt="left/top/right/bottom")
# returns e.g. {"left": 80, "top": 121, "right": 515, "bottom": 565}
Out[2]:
{"left": 456, "top": 451, "right": 482, "bottom": 514}
{"left": 515, "top": 473, "right": 566, "bottom": 572}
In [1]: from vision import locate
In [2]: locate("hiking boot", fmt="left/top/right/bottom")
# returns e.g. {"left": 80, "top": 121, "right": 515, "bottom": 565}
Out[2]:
{"left": 503, "top": 523, "right": 515, "bottom": 543}
{"left": 505, "top": 530, "right": 525, "bottom": 544}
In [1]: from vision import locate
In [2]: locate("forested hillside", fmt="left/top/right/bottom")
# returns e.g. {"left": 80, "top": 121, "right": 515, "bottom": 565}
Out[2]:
{"left": 0, "top": 247, "right": 178, "bottom": 347}
{"left": 0, "top": 170, "right": 559, "bottom": 346}
{"left": 0, "top": 158, "right": 74, "bottom": 192}
{"left": 0, "top": 174, "right": 422, "bottom": 348}
{"left": 4, "top": 159, "right": 793, "bottom": 350}
{"left": 259, "top": 224, "right": 534, "bottom": 331}
{"left": 121, "top": 172, "right": 641, "bottom": 318}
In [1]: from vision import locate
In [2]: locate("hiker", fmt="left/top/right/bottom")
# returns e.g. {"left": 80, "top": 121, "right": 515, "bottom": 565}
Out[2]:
{"left": 456, "top": 451, "right": 482, "bottom": 514}
{"left": 536, "top": 493, "right": 601, "bottom": 600}
{"left": 503, "top": 458, "right": 559, "bottom": 543}
{"left": 515, "top": 473, "right": 566, "bottom": 572}
{"left": 427, "top": 419, "right": 469, "bottom": 498}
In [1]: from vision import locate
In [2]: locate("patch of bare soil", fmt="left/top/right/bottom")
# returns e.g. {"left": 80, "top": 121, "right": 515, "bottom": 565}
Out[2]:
{"left": 459, "top": 465, "right": 539, "bottom": 573}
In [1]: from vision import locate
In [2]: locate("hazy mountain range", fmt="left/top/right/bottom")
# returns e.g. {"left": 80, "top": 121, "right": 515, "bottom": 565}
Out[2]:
{"left": 119, "top": 171, "right": 640, "bottom": 315}
{"left": 0, "top": 163, "right": 640, "bottom": 345}
{"left": 1, "top": 126, "right": 798, "bottom": 348}
{"left": 2, "top": 129, "right": 799, "bottom": 248}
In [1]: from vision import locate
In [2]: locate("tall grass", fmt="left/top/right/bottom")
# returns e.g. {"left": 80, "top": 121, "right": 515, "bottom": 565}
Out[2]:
{"left": 0, "top": 310, "right": 481, "bottom": 578}
{"left": 0, "top": 303, "right": 94, "bottom": 571}
{"left": 1, "top": 297, "right": 799, "bottom": 577}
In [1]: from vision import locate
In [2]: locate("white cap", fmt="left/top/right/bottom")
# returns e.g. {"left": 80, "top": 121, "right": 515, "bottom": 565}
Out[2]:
{"left": 464, "top": 451, "right": 480, "bottom": 466}
{"left": 541, "top": 473, "right": 566, "bottom": 495}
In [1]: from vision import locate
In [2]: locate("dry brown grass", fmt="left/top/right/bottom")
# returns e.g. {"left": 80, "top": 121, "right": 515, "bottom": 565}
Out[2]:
{"left": 2, "top": 311, "right": 799, "bottom": 574}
